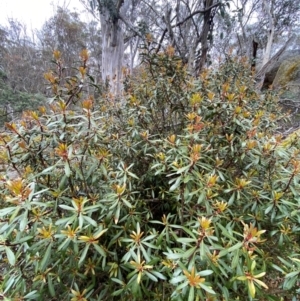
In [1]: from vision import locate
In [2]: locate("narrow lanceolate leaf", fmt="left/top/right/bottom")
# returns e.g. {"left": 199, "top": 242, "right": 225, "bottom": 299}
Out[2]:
{"left": 248, "top": 280, "right": 256, "bottom": 298}
{"left": 199, "top": 283, "right": 216, "bottom": 295}
{"left": 151, "top": 271, "right": 167, "bottom": 280}
{"left": 93, "top": 243, "right": 106, "bottom": 257}
{"left": 23, "top": 290, "right": 39, "bottom": 299}
{"left": 19, "top": 211, "right": 28, "bottom": 232}
{"left": 82, "top": 215, "right": 97, "bottom": 227}
{"left": 79, "top": 244, "right": 90, "bottom": 266}
{"left": 219, "top": 242, "right": 243, "bottom": 257}
{"left": 40, "top": 243, "right": 52, "bottom": 271}
{"left": 0, "top": 207, "right": 16, "bottom": 216}
{"left": 199, "top": 270, "right": 213, "bottom": 277}
{"left": 164, "top": 246, "right": 196, "bottom": 260}
{"left": 188, "top": 286, "right": 194, "bottom": 301}
{"left": 122, "top": 198, "right": 132, "bottom": 208}
{"left": 5, "top": 247, "right": 15, "bottom": 265}
{"left": 64, "top": 161, "right": 71, "bottom": 177}
{"left": 144, "top": 271, "right": 158, "bottom": 282}
{"left": 169, "top": 176, "right": 181, "bottom": 191}
{"left": 94, "top": 228, "right": 108, "bottom": 239}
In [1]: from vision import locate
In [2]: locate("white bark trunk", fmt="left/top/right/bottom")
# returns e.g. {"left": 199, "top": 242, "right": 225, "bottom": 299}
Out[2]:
{"left": 100, "top": 7, "right": 125, "bottom": 96}
{"left": 261, "top": 0, "right": 275, "bottom": 66}
{"left": 255, "top": 0, "right": 275, "bottom": 89}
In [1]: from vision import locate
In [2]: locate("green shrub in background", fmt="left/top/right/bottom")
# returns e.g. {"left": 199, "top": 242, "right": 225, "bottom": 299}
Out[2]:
{"left": 0, "top": 50, "right": 299, "bottom": 301}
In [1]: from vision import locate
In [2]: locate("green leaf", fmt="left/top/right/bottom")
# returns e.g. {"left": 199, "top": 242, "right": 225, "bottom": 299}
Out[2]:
{"left": 144, "top": 271, "right": 158, "bottom": 282}
{"left": 285, "top": 271, "right": 300, "bottom": 278}
{"left": 93, "top": 243, "right": 106, "bottom": 257}
{"left": 122, "top": 197, "right": 132, "bottom": 208}
{"left": 19, "top": 211, "right": 28, "bottom": 231}
{"left": 15, "top": 235, "right": 33, "bottom": 244}
{"left": 79, "top": 244, "right": 90, "bottom": 266}
{"left": 151, "top": 270, "right": 167, "bottom": 280}
{"left": 0, "top": 207, "right": 17, "bottom": 216}
{"left": 227, "top": 242, "right": 243, "bottom": 253}
{"left": 265, "top": 204, "right": 274, "bottom": 214}
{"left": 271, "top": 264, "right": 285, "bottom": 273}
{"left": 48, "top": 275, "right": 55, "bottom": 297}
{"left": 59, "top": 204, "right": 76, "bottom": 211}
{"left": 40, "top": 243, "right": 52, "bottom": 271}
{"left": 4, "top": 276, "right": 15, "bottom": 293}
{"left": 217, "top": 223, "right": 236, "bottom": 241}
{"left": 140, "top": 244, "right": 151, "bottom": 262}
{"left": 169, "top": 176, "right": 181, "bottom": 191}
{"left": 78, "top": 213, "right": 84, "bottom": 229}
{"left": 24, "top": 290, "right": 39, "bottom": 299}
{"left": 111, "top": 289, "right": 124, "bottom": 296}
{"left": 55, "top": 215, "right": 76, "bottom": 226}
{"left": 170, "top": 275, "right": 186, "bottom": 284}
{"left": 176, "top": 237, "right": 196, "bottom": 244}
{"left": 5, "top": 246, "right": 15, "bottom": 265}
{"left": 228, "top": 192, "right": 235, "bottom": 205}
{"left": 199, "top": 283, "right": 216, "bottom": 294}
{"left": 199, "top": 270, "right": 213, "bottom": 276}
{"left": 188, "top": 286, "right": 194, "bottom": 301}
{"left": 165, "top": 246, "right": 196, "bottom": 260}
{"left": 283, "top": 274, "right": 298, "bottom": 290}
{"left": 231, "top": 249, "right": 240, "bottom": 269}
{"left": 83, "top": 215, "right": 97, "bottom": 227}
{"left": 64, "top": 161, "right": 71, "bottom": 177}
{"left": 175, "top": 164, "right": 192, "bottom": 174}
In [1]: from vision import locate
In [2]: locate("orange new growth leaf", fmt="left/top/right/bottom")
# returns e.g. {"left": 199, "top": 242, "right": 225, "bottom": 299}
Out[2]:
{"left": 82, "top": 98, "right": 93, "bottom": 111}
{"left": 242, "top": 222, "right": 266, "bottom": 247}
{"left": 7, "top": 179, "right": 31, "bottom": 201}
{"left": 55, "top": 143, "right": 68, "bottom": 160}
{"left": 37, "top": 224, "right": 54, "bottom": 239}
{"left": 183, "top": 266, "right": 205, "bottom": 288}
{"left": 61, "top": 225, "right": 79, "bottom": 239}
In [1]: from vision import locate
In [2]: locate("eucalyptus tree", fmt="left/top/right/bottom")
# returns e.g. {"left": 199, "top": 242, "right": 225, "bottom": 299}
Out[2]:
{"left": 150, "top": 0, "right": 230, "bottom": 75}
{"left": 37, "top": 8, "right": 90, "bottom": 73}
{"left": 36, "top": 7, "right": 103, "bottom": 97}
{"left": 85, "top": 0, "right": 231, "bottom": 93}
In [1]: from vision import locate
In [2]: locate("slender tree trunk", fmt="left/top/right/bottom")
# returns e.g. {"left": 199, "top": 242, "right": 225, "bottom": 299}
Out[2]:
{"left": 261, "top": 0, "right": 275, "bottom": 67}
{"left": 99, "top": 2, "right": 126, "bottom": 96}
{"left": 196, "top": 0, "right": 214, "bottom": 74}
{"left": 254, "top": 0, "right": 275, "bottom": 89}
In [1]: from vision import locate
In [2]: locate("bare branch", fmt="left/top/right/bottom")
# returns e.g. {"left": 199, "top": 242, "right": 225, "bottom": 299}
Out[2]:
{"left": 173, "top": 2, "right": 221, "bottom": 28}
{"left": 118, "top": 13, "right": 143, "bottom": 39}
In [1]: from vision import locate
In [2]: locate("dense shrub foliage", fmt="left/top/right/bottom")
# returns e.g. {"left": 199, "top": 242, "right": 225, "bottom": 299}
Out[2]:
{"left": 0, "top": 51, "right": 300, "bottom": 301}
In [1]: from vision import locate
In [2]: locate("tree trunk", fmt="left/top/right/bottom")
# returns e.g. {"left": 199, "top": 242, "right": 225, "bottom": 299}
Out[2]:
{"left": 195, "top": 0, "right": 215, "bottom": 74}
{"left": 254, "top": 0, "right": 275, "bottom": 89}
{"left": 99, "top": 4, "right": 125, "bottom": 96}
{"left": 261, "top": 1, "right": 275, "bottom": 67}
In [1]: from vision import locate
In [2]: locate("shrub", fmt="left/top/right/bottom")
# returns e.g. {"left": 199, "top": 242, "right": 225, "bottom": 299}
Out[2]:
{"left": 0, "top": 53, "right": 299, "bottom": 301}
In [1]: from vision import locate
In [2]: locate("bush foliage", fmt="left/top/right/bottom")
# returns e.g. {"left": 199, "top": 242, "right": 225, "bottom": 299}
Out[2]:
{"left": 0, "top": 50, "right": 300, "bottom": 301}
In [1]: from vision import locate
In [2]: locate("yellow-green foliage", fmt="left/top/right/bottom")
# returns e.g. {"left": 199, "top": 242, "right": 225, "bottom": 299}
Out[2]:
{"left": 0, "top": 52, "right": 300, "bottom": 301}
